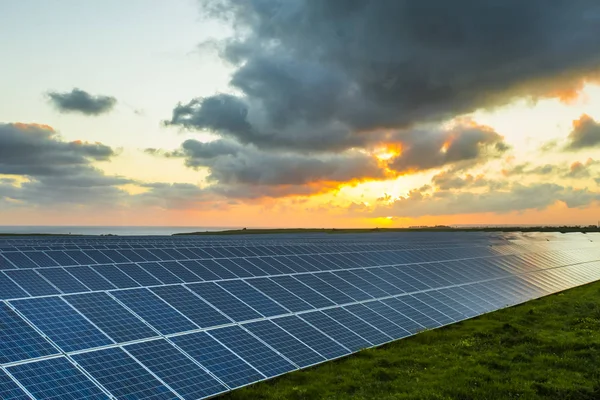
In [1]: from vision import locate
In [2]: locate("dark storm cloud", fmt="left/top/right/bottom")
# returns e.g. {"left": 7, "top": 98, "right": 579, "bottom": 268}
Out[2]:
{"left": 153, "top": 139, "right": 388, "bottom": 187}
{"left": 0, "top": 123, "right": 115, "bottom": 177}
{"left": 168, "top": 0, "right": 600, "bottom": 154}
{"left": 565, "top": 114, "right": 600, "bottom": 150}
{"left": 388, "top": 123, "right": 508, "bottom": 173}
{"left": 47, "top": 88, "right": 117, "bottom": 115}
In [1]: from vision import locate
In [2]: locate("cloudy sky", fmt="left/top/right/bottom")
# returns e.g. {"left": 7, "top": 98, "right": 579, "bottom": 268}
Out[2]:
{"left": 1, "top": 0, "right": 600, "bottom": 228}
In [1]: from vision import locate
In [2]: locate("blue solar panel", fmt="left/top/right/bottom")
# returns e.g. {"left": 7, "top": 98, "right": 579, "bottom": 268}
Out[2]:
{"left": 299, "top": 311, "right": 371, "bottom": 352}
{"left": 293, "top": 273, "right": 355, "bottom": 304}
{"left": 72, "top": 347, "right": 177, "bottom": 399}
{"left": 0, "top": 370, "right": 30, "bottom": 400}
{"left": 270, "top": 275, "right": 335, "bottom": 309}
{"left": 24, "top": 252, "right": 58, "bottom": 268}
{"left": 218, "top": 279, "right": 289, "bottom": 317}
{"left": 45, "top": 251, "right": 78, "bottom": 266}
{"left": 272, "top": 315, "right": 350, "bottom": 359}
{"left": 138, "top": 262, "right": 183, "bottom": 284}
{"left": 0, "top": 254, "right": 16, "bottom": 270}
{"left": 171, "top": 331, "right": 265, "bottom": 389}
{"left": 313, "top": 271, "right": 372, "bottom": 301}
{"left": 322, "top": 307, "right": 391, "bottom": 346}
{"left": 111, "top": 288, "right": 197, "bottom": 335}
{"left": 188, "top": 282, "right": 262, "bottom": 322}
{"left": 115, "top": 263, "right": 162, "bottom": 286}
{"left": 11, "top": 296, "right": 113, "bottom": 352}
{"left": 179, "top": 260, "right": 220, "bottom": 281}
{"left": 37, "top": 268, "right": 89, "bottom": 293}
{"left": 243, "top": 320, "right": 325, "bottom": 367}
{"left": 82, "top": 250, "right": 114, "bottom": 264}
{"left": 2, "top": 253, "right": 37, "bottom": 269}
{"left": 1, "top": 232, "right": 599, "bottom": 399}
{"left": 0, "top": 303, "right": 58, "bottom": 364}
{"left": 151, "top": 285, "right": 231, "bottom": 328}
{"left": 4, "top": 270, "right": 60, "bottom": 296}
{"left": 0, "top": 273, "right": 29, "bottom": 300}
{"left": 197, "top": 259, "right": 237, "bottom": 279}
{"left": 8, "top": 357, "right": 108, "bottom": 400}
{"left": 381, "top": 297, "right": 442, "bottom": 329}
{"left": 91, "top": 265, "right": 140, "bottom": 288}
{"left": 246, "top": 277, "right": 314, "bottom": 312}
{"left": 158, "top": 261, "right": 200, "bottom": 283}
{"left": 125, "top": 339, "right": 228, "bottom": 399}
{"left": 66, "top": 266, "right": 116, "bottom": 291}
{"left": 63, "top": 251, "right": 96, "bottom": 265}
{"left": 64, "top": 292, "right": 157, "bottom": 343}
{"left": 363, "top": 300, "right": 425, "bottom": 334}
{"left": 208, "top": 325, "right": 296, "bottom": 378}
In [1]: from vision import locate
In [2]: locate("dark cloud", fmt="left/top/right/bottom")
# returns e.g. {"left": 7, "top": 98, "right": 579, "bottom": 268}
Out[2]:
{"left": 0, "top": 123, "right": 115, "bottom": 177}
{"left": 565, "top": 114, "right": 600, "bottom": 150}
{"left": 368, "top": 182, "right": 600, "bottom": 218}
{"left": 47, "top": 88, "right": 117, "bottom": 116}
{"left": 151, "top": 138, "right": 389, "bottom": 188}
{"left": 388, "top": 122, "right": 508, "bottom": 173}
{"left": 502, "top": 159, "right": 599, "bottom": 180}
{"left": 169, "top": 0, "right": 600, "bottom": 155}
{"left": 431, "top": 171, "right": 496, "bottom": 191}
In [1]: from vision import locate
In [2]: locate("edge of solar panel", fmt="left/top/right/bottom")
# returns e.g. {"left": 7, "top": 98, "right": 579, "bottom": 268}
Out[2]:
{"left": 0, "top": 232, "right": 599, "bottom": 399}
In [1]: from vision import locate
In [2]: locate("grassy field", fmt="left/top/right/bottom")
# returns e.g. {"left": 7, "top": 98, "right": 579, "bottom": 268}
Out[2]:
{"left": 224, "top": 281, "right": 600, "bottom": 400}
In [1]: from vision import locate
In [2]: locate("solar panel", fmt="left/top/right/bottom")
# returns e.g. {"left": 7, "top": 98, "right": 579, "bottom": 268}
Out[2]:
{"left": 8, "top": 357, "right": 109, "bottom": 400}
{"left": 1, "top": 232, "right": 599, "bottom": 399}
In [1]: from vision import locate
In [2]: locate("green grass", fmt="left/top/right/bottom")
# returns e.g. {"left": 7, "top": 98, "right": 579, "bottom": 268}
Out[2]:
{"left": 223, "top": 281, "right": 600, "bottom": 400}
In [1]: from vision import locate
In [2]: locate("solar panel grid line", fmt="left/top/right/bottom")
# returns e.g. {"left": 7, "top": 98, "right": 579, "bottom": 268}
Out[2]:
{"left": 122, "top": 339, "right": 229, "bottom": 399}
{"left": 0, "top": 366, "right": 37, "bottom": 400}
{"left": 72, "top": 347, "right": 180, "bottom": 400}
{"left": 5, "top": 269, "right": 63, "bottom": 297}
{"left": 9, "top": 296, "right": 117, "bottom": 354}
{"left": 0, "top": 272, "right": 32, "bottom": 299}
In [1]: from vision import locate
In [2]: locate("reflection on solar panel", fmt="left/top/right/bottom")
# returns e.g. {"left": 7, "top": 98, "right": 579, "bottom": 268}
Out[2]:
{"left": 0, "top": 231, "right": 599, "bottom": 398}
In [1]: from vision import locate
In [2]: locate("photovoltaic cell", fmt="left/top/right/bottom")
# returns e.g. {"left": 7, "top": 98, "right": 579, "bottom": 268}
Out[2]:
{"left": 208, "top": 326, "right": 296, "bottom": 378}
{"left": 111, "top": 288, "right": 197, "bottom": 335}
{"left": 271, "top": 315, "right": 350, "bottom": 359}
{"left": 0, "top": 273, "right": 29, "bottom": 300}
{"left": 115, "top": 263, "right": 162, "bottom": 286}
{"left": 37, "top": 268, "right": 89, "bottom": 294}
{"left": 11, "top": 297, "right": 113, "bottom": 352}
{"left": 64, "top": 292, "right": 157, "bottom": 343}
{"left": 4, "top": 270, "right": 60, "bottom": 296}
{"left": 171, "top": 331, "right": 265, "bottom": 389}
{"left": 0, "top": 303, "right": 58, "bottom": 364}
{"left": 245, "top": 277, "right": 314, "bottom": 312}
{"left": 151, "top": 285, "right": 231, "bottom": 328}
{"left": 299, "top": 311, "right": 371, "bottom": 352}
{"left": 344, "top": 303, "right": 410, "bottom": 340}
{"left": 66, "top": 266, "right": 115, "bottom": 291}
{"left": 188, "top": 282, "right": 262, "bottom": 322}
{"left": 270, "top": 275, "right": 335, "bottom": 309}
{"left": 138, "top": 262, "right": 182, "bottom": 284}
{"left": 72, "top": 347, "right": 177, "bottom": 400}
{"left": 2, "top": 253, "right": 37, "bottom": 269}
{"left": 126, "top": 339, "right": 227, "bottom": 399}
{"left": 8, "top": 357, "right": 108, "bottom": 400}
{"left": 218, "top": 279, "right": 289, "bottom": 317}
{"left": 23, "top": 252, "right": 58, "bottom": 268}
{"left": 322, "top": 307, "right": 391, "bottom": 346}
{"left": 243, "top": 320, "right": 325, "bottom": 367}
{"left": 0, "top": 369, "right": 30, "bottom": 400}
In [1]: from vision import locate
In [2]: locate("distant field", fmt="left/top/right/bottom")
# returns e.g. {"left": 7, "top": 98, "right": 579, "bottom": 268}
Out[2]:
{"left": 175, "top": 226, "right": 600, "bottom": 235}
{"left": 224, "top": 281, "right": 600, "bottom": 400}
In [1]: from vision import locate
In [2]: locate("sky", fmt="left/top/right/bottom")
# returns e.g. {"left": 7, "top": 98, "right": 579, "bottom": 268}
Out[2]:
{"left": 1, "top": 0, "right": 600, "bottom": 228}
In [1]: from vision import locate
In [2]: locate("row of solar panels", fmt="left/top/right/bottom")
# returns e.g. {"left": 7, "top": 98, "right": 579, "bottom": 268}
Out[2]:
{"left": 0, "top": 239, "right": 502, "bottom": 253}
{"left": 1, "top": 259, "right": 599, "bottom": 400}
{"left": 0, "top": 244, "right": 504, "bottom": 271}
{"left": 1, "top": 246, "right": 596, "bottom": 301}
{"left": 2, "top": 247, "right": 598, "bottom": 365}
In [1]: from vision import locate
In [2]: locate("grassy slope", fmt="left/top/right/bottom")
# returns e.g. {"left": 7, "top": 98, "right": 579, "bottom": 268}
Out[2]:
{"left": 224, "top": 281, "right": 600, "bottom": 400}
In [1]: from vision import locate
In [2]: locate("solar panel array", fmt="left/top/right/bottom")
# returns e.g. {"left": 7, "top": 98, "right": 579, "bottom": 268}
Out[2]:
{"left": 1, "top": 231, "right": 599, "bottom": 399}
